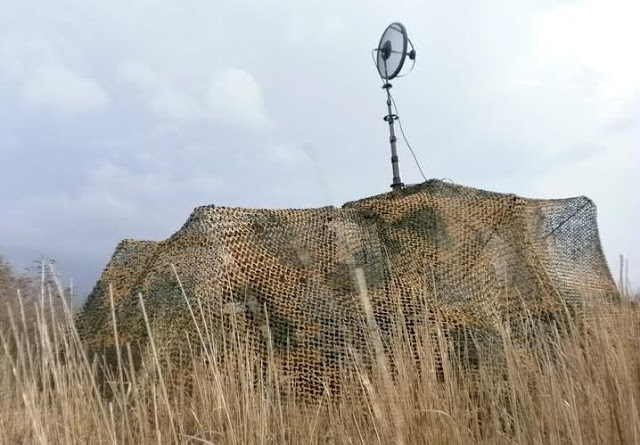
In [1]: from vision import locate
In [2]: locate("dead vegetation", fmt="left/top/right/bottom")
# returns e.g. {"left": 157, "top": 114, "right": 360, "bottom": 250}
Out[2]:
{"left": 1, "top": 260, "right": 638, "bottom": 444}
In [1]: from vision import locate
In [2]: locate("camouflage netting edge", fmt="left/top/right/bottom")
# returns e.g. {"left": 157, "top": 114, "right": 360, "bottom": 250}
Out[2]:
{"left": 74, "top": 180, "right": 618, "bottom": 396}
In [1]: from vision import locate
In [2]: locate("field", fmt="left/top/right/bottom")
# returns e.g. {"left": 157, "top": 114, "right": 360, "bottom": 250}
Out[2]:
{"left": 1, "top": 261, "right": 639, "bottom": 444}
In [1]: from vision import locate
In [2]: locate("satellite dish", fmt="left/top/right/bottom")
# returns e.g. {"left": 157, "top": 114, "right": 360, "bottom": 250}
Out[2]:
{"left": 372, "top": 22, "right": 418, "bottom": 190}
{"left": 375, "top": 22, "right": 416, "bottom": 80}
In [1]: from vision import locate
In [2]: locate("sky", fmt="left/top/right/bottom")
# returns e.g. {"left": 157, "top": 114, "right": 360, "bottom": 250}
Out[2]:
{"left": 0, "top": 0, "right": 638, "bottom": 298}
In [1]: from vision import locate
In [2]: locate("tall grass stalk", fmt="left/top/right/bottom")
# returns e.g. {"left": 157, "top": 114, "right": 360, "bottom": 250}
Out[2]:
{"left": 1, "top": 281, "right": 639, "bottom": 444}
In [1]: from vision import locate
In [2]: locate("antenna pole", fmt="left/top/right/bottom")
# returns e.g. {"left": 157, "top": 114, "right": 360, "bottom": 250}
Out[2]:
{"left": 383, "top": 82, "right": 404, "bottom": 190}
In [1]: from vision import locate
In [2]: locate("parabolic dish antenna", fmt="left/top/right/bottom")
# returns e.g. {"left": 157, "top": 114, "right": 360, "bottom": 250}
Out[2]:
{"left": 373, "top": 22, "right": 417, "bottom": 190}
{"left": 376, "top": 22, "right": 406, "bottom": 79}
{"left": 376, "top": 22, "right": 415, "bottom": 80}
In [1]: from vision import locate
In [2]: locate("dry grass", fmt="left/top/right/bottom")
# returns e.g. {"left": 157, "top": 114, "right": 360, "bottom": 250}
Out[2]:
{"left": 1, "top": 265, "right": 639, "bottom": 444}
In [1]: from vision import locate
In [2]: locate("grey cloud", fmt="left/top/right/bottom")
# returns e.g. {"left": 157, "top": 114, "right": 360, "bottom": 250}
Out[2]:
{"left": 20, "top": 62, "right": 110, "bottom": 114}
{"left": 0, "top": 0, "right": 638, "bottom": 293}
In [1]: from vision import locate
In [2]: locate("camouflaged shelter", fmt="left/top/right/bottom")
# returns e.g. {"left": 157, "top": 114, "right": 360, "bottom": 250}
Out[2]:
{"left": 75, "top": 180, "right": 618, "bottom": 395}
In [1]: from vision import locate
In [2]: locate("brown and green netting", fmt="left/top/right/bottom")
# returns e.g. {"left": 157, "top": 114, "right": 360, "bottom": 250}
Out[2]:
{"left": 74, "top": 180, "right": 618, "bottom": 397}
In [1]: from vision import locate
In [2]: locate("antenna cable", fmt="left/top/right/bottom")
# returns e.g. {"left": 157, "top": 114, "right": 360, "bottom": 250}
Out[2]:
{"left": 389, "top": 92, "right": 427, "bottom": 182}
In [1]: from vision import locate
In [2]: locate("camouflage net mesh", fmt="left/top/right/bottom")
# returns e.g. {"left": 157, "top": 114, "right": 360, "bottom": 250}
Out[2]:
{"left": 75, "top": 180, "right": 618, "bottom": 396}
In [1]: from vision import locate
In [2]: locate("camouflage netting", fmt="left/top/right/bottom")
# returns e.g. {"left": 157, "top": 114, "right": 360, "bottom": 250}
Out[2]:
{"left": 75, "top": 180, "right": 618, "bottom": 395}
